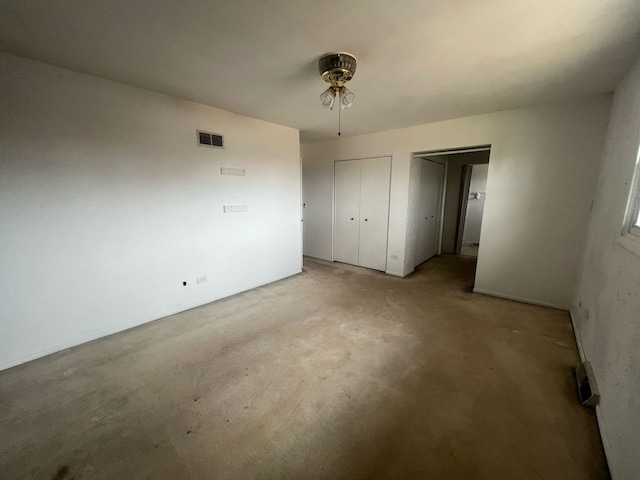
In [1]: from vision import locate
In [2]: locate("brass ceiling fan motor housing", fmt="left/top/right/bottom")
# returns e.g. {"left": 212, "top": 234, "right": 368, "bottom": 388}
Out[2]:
{"left": 318, "top": 52, "right": 357, "bottom": 88}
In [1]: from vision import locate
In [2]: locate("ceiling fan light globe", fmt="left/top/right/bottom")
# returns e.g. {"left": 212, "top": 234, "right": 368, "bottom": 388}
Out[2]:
{"left": 340, "top": 88, "right": 355, "bottom": 110}
{"left": 320, "top": 87, "right": 336, "bottom": 110}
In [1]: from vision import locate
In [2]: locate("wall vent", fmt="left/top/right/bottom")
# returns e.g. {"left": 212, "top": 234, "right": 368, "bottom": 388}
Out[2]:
{"left": 575, "top": 361, "right": 599, "bottom": 408}
{"left": 197, "top": 130, "right": 224, "bottom": 149}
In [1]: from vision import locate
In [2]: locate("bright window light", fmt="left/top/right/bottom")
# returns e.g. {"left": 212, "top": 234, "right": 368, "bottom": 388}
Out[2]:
{"left": 626, "top": 144, "right": 640, "bottom": 238}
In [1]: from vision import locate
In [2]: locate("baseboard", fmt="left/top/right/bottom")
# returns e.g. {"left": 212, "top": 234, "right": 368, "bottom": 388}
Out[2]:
{"left": 303, "top": 254, "right": 332, "bottom": 262}
{"left": 0, "top": 307, "right": 189, "bottom": 372}
{"left": 594, "top": 405, "right": 614, "bottom": 478}
{"left": 472, "top": 288, "right": 567, "bottom": 311}
{"left": 568, "top": 309, "right": 615, "bottom": 479}
{"left": 385, "top": 270, "right": 405, "bottom": 277}
{"left": 385, "top": 266, "right": 414, "bottom": 277}
{"left": 304, "top": 255, "right": 405, "bottom": 277}
{"left": 0, "top": 269, "right": 302, "bottom": 372}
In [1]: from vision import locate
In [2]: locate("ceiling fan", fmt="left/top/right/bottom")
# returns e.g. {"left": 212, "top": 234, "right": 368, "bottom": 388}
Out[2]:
{"left": 318, "top": 52, "right": 357, "bottom": 136}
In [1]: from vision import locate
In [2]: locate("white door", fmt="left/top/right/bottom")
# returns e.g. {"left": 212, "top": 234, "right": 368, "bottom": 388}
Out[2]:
{"left": 358, "top": 157, "right": 391, "bottom": 271}
{"left": 334, "top": 160, "right": 361, "bottom": 265}
{"left": 415, "top": 159, "right": 444, "bottom": 266}
{"left": 415, "top": 164, "right": 429, "bottom": 264}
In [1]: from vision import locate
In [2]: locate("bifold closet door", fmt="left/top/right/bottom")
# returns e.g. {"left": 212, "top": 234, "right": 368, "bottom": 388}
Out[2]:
{"left": 415, "top": 159, "right": 444, "bottom": 266}
{"left": 334, "top": 156, "right": 391, "bottom": 272}
{"left": 358, "top": 157, "right": 391, "bottom": 271}
{"left": 334, "top": 160, "right": 361, "bottom": 266}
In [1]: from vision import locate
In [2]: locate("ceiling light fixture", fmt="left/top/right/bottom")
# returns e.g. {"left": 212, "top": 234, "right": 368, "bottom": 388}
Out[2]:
{"left": 318, "top": 52, "right": 357, "bottom": 136}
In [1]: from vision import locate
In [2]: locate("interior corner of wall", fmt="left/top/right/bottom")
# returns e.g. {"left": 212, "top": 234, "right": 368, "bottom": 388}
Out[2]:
{"left": 568, "top": 308, "right": 586, "bottom": 362}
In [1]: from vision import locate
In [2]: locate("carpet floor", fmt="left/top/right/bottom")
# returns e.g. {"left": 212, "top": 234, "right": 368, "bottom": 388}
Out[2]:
{"left": 0, "top": 255, "right": 608, "bottom": 479}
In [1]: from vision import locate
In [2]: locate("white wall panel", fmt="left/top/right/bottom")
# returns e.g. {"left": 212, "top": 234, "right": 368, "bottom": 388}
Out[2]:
{"left": 0, "top": 53, "right": 301, "bottom": 370}
{"left": 572, "top": 54, "right": 640, "bottom": 480}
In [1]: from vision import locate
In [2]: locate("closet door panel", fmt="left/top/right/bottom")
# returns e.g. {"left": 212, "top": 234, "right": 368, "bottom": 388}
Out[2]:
{"left": 358, "top": 157, "right": 391, "bottom": 271}
{"left": 424, "top": 161, "right": 444, "bottom": 259}
{"left": 334, "top": 160, "right": 361, "bottom": 266}
{"left": 416, "top": 160, "right": 444, "bottom": 265}
{"left": 415, "top": 162, "right": 430, "bottom": 265}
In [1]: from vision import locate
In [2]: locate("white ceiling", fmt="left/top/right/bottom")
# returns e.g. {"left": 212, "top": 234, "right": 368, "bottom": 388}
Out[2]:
{"left": 2, "top": 0, "right": 639, "bottom": 142}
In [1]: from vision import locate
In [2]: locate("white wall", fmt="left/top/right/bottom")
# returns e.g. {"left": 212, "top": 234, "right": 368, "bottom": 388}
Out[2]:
{"left": 0, "top": 54, "right": 301, "bottom": 370}
{"left": 463, "top": 164, "right": 489, "bottom": 245}
{"left": 572, "top": 56, "right": 640, "bottom": 480}
{"left": 301, "top": 96, "right": 611, "bottom": 309}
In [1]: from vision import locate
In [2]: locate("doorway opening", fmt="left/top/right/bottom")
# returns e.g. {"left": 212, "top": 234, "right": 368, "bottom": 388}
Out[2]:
{"left": 411, "top": 156, "right": 446, "bottom": 267}
{"left": 411, "top": 145, "right": 490, "bottom": 267}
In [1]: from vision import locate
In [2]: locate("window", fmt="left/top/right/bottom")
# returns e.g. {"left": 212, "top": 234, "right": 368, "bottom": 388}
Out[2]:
{"left": 625, "top": 145, "right": 640, "bottom": 238}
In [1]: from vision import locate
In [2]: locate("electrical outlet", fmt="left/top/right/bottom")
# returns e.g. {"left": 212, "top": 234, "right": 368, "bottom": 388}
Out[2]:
{"left": 390, "top": 254, "right": 398, "bottom": 260}
{"left": 197, "top": 275, "right": 207, "bottom": 284}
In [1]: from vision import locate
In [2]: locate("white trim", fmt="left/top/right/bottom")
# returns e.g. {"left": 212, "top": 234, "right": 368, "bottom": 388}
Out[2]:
{"left": 472, "top": 288, "right": 567, "bottom": 311}
{"left": 334, "top": 154, "right": 394, "bottom": 162}
{"left": 385, "top": 270, "right": 406, "bottom": 277}
{"left": 303, "top": 254, "right": 333, "bottom": 262}
{"left": 413, "top": 145, "right": 491, "bottom": 157}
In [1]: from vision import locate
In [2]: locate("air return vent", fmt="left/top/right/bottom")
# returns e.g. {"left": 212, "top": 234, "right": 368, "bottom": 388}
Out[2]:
{"left": 197, "top": 130, "right": 224, "bottom": 149}
{"left": 575, "top": 361, "right": 599, "bottom": 408}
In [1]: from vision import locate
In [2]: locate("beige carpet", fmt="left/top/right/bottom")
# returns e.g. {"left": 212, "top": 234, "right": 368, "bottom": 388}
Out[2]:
{"left": 0, "top": 255, "right": 607, "bottom": 479}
